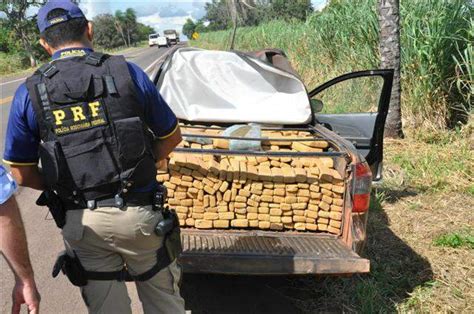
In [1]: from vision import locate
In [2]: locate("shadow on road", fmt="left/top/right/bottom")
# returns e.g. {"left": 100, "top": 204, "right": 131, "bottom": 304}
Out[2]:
{"left": 181, "top": 190, "right": 433, "bottom": 313}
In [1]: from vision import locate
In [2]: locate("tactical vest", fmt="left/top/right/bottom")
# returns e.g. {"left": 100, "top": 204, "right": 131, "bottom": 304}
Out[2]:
{"left": 26, "top": 52, "right": 157, "bottom": 204}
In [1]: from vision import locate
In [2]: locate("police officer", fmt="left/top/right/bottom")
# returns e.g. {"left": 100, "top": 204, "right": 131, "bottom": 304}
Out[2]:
{"left": 1, "top": 165, "right": 41, "bottom": 314}
{"left": 3, "top": 1, "right": 185, "bottom": 313}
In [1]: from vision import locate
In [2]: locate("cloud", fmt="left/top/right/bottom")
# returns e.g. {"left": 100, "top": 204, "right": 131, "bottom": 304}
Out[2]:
{"left": 138, "top": 12, "right": 193, "bottom": 36}
{"left": 159, "top": 5, "right": 188, "bottom": 18}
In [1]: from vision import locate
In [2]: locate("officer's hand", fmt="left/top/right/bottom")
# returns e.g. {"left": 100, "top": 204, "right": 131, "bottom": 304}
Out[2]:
{"left": 11, "top": 279, "right": 40, "bottom": 314}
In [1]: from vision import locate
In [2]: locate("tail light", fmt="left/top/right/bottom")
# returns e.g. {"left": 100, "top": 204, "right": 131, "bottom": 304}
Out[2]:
{"left": 353, "top": 161, "right": 372, "bottom": 212}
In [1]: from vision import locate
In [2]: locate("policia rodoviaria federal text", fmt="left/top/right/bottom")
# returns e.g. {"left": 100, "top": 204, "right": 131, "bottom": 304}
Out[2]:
{"left": 4, "top": 1, "right": 185, "bottom": 313}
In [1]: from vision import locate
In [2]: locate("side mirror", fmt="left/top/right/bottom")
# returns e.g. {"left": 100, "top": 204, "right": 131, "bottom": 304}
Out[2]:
{"left": 310, "top": 99, "right": 324, "bottom": 113}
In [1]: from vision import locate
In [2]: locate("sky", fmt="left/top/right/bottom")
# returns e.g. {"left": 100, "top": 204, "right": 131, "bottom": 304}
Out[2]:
{"left": 78, "top": 0, "right": 327, "bottom": 35}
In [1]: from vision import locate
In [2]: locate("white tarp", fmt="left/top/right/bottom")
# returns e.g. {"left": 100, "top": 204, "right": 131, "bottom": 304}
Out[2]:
{"left": 158, "top": 48, "right": 311, "bottom": 125}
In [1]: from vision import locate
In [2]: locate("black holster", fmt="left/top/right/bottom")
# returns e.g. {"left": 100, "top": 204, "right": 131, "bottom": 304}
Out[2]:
{"left": 165, "top": 211, "right": 183, "bottom": 261}
{"left": 37, "top": 191, "right": 66, "bottom": 229}
{"left": 52, "top": 251, "right": 88, "bottom": 287}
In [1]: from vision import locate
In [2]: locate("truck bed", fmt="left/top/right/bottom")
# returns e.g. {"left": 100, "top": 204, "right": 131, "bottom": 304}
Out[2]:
{"left": 170, "top": 123, "right": 368, "bottom": 274}
{"left": 180, "top": 230, "right": 369, "bottom": 275}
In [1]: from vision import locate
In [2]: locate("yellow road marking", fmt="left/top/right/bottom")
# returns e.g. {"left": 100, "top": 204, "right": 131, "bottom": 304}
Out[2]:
{"left": 0, "top": 96, "right": 13, "bottom": 105}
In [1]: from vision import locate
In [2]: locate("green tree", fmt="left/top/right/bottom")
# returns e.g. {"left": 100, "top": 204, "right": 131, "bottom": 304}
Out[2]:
{"left": 266, "top": 0, "right": 313, "bottom": 22}
{"left": 137, "top": 23, "right": 155, "bottom": 42}
{"left": 114, "top": 10, "right": 128, "bottom": 47}
{"left": 0, "top": 1, "right": 44, "bottom": 67}
{"left": 182, "top": 18, "right": 197, "bottom": 39}
{"left": 93, "top": 14, "right": 124, "bottom": 49}
{"left": 0, "top": 0, "right": 80, "bottom": 67}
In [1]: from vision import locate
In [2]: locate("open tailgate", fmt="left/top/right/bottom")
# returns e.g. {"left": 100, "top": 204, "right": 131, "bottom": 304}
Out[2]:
{"left": 179, "top": 230, "right": 369, "bottom": 275}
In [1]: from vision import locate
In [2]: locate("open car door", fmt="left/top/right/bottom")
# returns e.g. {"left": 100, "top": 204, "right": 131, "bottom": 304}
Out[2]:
{"left": 308, "top": 70, "right": 394, "bottom": 181}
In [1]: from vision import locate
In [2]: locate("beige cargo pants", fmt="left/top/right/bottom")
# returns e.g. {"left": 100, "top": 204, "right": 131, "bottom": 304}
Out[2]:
{"left": 62, "top": 205, "right": 185, "bottom": 314}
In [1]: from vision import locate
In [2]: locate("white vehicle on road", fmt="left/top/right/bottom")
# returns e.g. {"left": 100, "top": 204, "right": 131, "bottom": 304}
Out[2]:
{"left": 164, "top": 29, "right": 179, "bottom": 45}
{"left": 157, "top": 36, "right": 170, "bottom": 48}
{"left": 148, "top": 33, "right": 160, "bottom": 47}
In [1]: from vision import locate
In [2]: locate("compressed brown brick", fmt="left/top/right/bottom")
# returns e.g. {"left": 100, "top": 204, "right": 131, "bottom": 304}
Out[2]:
{"left": 217, "top": 205, "right": 228, "bottom": 213}
{"left": 192, "top": 213, "right": 204, "bottom": 219}
{"left": 284, "top": 196, "right": 297, "bottom": 204}
{"left": 271, "top": 167, "right": 284, "bottom": 183}
{"left": 235, "top": 207, "right": 247, "bottom": 214}
{"left": 213, "top": 220, "right": 230, "bottom": 229}
{"left": 281, "top": 203, "right": 292, "bottom": 211}
{"left": 270, "top": 216, "right": 281, "bottom": 223}
{"left": 247, "top": 213, "right": 258, "bottom": 220}
{"left": 177, "top": 212, "right": 187, "bottom": 220}
{"left": 235, "top": 213, "right": 246, "bottom": 219}
{"left": 297, "top": 196, "right": 309, "bottom": 203}
{"left": 259, "top": 221, "right": 271, "bottom": 229}
{"left": 247, "top": 206, "right": 258, "bottom": 213}
{"left": 192, "top": 180, "right": 203, "bottom": 189}
{"left": 175, "top": 192, "right": 186, "bottom": 200}
{"left": 180, "top": 167, "right": 193, "bottom": 176}
{"left": 249, "top": 220, "right": 259, "bottom": 228}
{"left": 294, "top": 223, "right": 306, "bottom": 231}
{"left": 261, "top": 195, "right": 273, "bottom": 203}
{"left": 239, "top": 189, "right": 251, "bottom": 197}
{"left": 319, "top": 201, "right": 330, "bottom": 211}
{"left": 305, "top": 223, "right": 318, "bottom": 231}
{"left": 247, "top": 199, "right": 259, "bottom": 207}
{"left": 258, "top": 214, "right": 270, "bottom": 221}
{"left": 218, "top": 212, "right": 234, "bottom": 220}
{"left": 195, "top": 220, "right": 213, "bottom": 229}
{"left": 321, "top": 188, "right": 332, "bottom": 197}
{"left": 292, "top": 203, "right": 307, "bottom": 210}
{"left": 293, "top": 215, "right": 306, "bottom": 223}
{"left": 332, "top": 185, "right": 345, "bottom": 194}
{"left": 332, "top": 199, "right": 344, "bottom": 206}
{"left": 329, "top": 220, "right": 342, "bottom": 228}
{"left": 285, "top": 184, "right": 298, "bottom": 193}
{"left": 168, "top": 198, "right": 179, "bottom": 206}
{"left": 258, "top": 207, "right": 269, "bottom": 214}
{"left": 209, "top": 196, "right": 217, "bottom": 207}
{"left": 281, "top": 216, "right": 293, "bottom": 223}
{"left": 318, "top": 217, "right": 329, "bottom": 225}
{"left": 305, "top": 210, "right": 318, "bottom": 219}
{"left": 180, "top": 199, "right": 193, "bottom": 207}
{"left": 331, "top": 205, "right": 343, "bottom": 212}
{"left": 318, "top": 223, "right": 328, "bottom": 231}
{"left": 270, "top": 223, "right": 284, "bottom": 231}
{"left": 193, "top": 206, "right": 205, "bottom": 213}
{"left": 327, "top": 226, "right": 340, "bottom": 234}
{"left": 293, "top": 209, "right": 305, "bottom": 216}
{"left": 231, "top": 219, "right": 249, "bottom": 228}
{"left": 321, "top": 195, "right": 333, "bottom": 205}
{"left": 203, "top": 212, "right": 219, "bottom": 220}
{"left": 274, "top": 188, "right": 285, "bottom": 196}
{"left": 273, "top": 196, "right": 284, "bottom": 203}
{"left": 206, "top": 207, "right": 218, "bottom": 213}
{"left": 298, "top": 183, "right": 309, "bottom": 189}
{"left": 330, "top": 212, "right": 343, "bottom": 221}
{"left": 269, "top": 208, "right": 282, "bottom": 216}
{"left": 185, "top": 218, "right": 195, "bottom": 226}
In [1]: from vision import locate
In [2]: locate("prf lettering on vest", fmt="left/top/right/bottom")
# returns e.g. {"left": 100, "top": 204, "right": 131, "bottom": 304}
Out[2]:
{"left": 53, "top": 110, "right": 66, "bottom": 125}
{"left": 51, "top": 101, "right": 108, "bottom": 135}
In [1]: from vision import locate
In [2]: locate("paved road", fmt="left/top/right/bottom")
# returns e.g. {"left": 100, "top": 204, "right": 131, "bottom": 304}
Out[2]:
{"left": 1, "top": 44, "right": 302, "bottom": 314}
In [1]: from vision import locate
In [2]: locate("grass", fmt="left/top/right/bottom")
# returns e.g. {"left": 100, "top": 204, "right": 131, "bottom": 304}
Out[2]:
{"left": 434, "top": 231, "right": 474, "bottom": 249}
{"left": 193, "top": 0, "right": 473, "bottom": 129}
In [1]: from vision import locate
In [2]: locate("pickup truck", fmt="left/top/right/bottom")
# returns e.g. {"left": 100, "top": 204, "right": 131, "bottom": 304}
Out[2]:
{"left": 152, "top": 48, "right": 393, "bottom": 276}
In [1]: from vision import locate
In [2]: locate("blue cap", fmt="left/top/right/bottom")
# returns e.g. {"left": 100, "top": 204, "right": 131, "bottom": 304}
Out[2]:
{"left": 37, "top": 0, "right": 86, "bottom": 33}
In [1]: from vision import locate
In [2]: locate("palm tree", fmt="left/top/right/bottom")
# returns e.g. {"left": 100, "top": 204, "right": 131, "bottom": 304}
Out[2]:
{"left": 378, "top": 0, "right": 404, "bottom": 138}
{"left": 114, "top": 10, "right": 128, "bottom": 47}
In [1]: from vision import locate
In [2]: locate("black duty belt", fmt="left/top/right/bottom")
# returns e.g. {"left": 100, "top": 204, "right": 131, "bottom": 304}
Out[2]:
{"left": 65, "top": 192, "right": 154, "bottom": 211}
